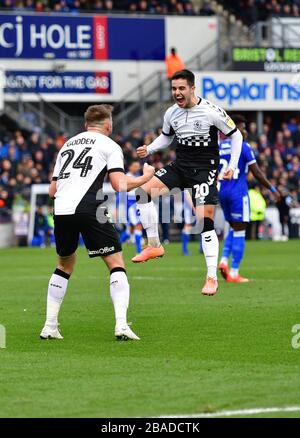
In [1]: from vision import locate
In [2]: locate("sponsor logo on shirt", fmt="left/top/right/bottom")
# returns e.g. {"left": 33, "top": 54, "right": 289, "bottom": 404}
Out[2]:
{"left": 88, "top": 246, "right": 115, "bottom": 255}
{"left": 194, "top": 120, "right": 202, "bottom": 130}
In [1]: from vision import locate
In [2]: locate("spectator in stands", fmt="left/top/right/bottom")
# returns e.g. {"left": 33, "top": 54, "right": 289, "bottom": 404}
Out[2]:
{"left": 0, "top": 0, "right": 203, "bottom": 15}
{"left": 168, "top": 0, "right": 178, "bottom": 14}
{"left": 274, "top": 131, "right": 285, "bottom": 154}
{"left": 55, "top": 132, "right": 67, "bottom": 150}
{"left": 165, "top": 47, "right": 185, "bottom": 84}
{"left": 104, "top": 0, "right": 114, "bottom": 11}
{"left": 184, "top": 2, "right": 196, "bottom": 15}
{"left": 35, "top": 0, "right": 45, "bottom": 11}
{"left": 247, "top": 122, "right": 258, "bottom": 143}
{"left": 218, "top": 0, "right": 300, "bottom": 24}
{"left": 244, "top": 0, "right": 258, "bottom": 25}
{"left": 92, "top": 0, "right": 104, "bottom": 12}
{"left": 28, "top": 132, "right": 41, "bottom": 154}
{"left": 137, "top": 0, "right": 149, "bottom": 12}
{"left": 7, "top": 145, "right": 20, "bottom": 170}
{"left": 287, "top": 117, "right": 298, "bottom": 134}
{"left": 13, "top": 0, "right": 24, "bottom": 10}
{"left": 258, "top": 133, "right": 270, "bottom": 150}
{"left": 128, "top": 2, "right": 137, "bottom": 11}
{"left": 199, "top": 0, "right": 215, "bottom": 16}
{"left": 32, "top": 206, "right": 48, "bottom": 247}
{"left": 175, "top": 2, "right": 184, "bottom": 14}
{"left": 1, "top": 0, "right": 12, "bottom": 8}
{"left": 25, "top": 0, "right": 34, "bottom": 9}
{"left": 126, "top": 129, "right": 143, "bottom": 149}
{"left": 292, "top": 4, "right": 300, "bottom": 17}
{"left": 122, "top": 141, "right": 137, "bottom": 165}
{"left": 282, "top": 3, "right": 292, "bottom": 17}
{"left": 0, "top": 159, "right": 14, "bottom": 181}
{"left": 276, "top": 185, "right": 297, "bottom": 239}
{"left": 247, "top": 182, "right": 267, "bottom": 240}
{"left": 0, "top": 188, "right": 12, "bottom": 221}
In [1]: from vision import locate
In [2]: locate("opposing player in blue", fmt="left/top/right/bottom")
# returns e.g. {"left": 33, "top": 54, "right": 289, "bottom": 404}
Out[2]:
{"left": 218, "top": 115, "right": 281, "bottom": 282}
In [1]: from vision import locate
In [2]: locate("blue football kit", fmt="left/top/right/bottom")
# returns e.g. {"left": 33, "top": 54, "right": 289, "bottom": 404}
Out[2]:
{"left": 219, "top": 139, "right": 256, "bottom": 223}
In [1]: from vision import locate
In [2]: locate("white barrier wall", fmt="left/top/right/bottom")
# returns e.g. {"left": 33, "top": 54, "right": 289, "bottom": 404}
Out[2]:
{"left": 165, "top": 16, "right": 217, "bottom": 63}
{"left": 271, "top": 18, "right": 300, "bottom": 48}
{"left": 0, "top": 223, "right": 15, "bottom": 248}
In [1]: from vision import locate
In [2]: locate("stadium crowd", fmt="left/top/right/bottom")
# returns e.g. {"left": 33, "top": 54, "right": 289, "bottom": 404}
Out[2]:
{"left": 219, "top": 0, "right": 300, "bottom": 26}
{"left": 2, "top": 0, "right": 297, "bottom": 21}
{"left": 2, "top": 1, "right": 299, "bottom": 23}
{"left": 1, "top": 113, "right": 300, "bottom": 223}
{"left": 0, "top": 0, "right": 215, "bottom": 15}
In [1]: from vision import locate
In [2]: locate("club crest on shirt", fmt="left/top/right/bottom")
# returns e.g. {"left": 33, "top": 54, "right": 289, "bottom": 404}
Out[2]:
{"left": 194, "top": 120, "right": 202, "bottom": 130}
{"left": 225, "top": 116, "right": 235, "bottom": 129}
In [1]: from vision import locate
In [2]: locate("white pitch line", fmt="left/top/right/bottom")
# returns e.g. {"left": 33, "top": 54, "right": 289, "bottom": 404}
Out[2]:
{"left": 159, "top": 406, "right": 300, "bottom": 418}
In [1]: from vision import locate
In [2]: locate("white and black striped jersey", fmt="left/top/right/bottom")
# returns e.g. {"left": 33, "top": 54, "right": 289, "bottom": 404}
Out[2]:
{"left": 162, "top": 97, "right": 237, "bottom": 169}
{"left": 52, "top": 131, "right": 124, "bottom": 215}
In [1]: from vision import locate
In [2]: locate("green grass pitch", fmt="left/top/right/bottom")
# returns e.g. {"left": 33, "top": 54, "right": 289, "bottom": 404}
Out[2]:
{"left": 1, "top": 240, "right": 300, "bottom": 418}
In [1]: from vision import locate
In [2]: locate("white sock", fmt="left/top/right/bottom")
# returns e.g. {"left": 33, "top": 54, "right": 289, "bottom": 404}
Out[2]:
{"left": 137, "top": 202, "right": 161, "bottom": 247}
{"left": 45, "top": 269, "right": 69, "bottom": 329}
{"left": 110, "top": 270, "right": 129, "bottom": 328}
{"left": 230, "top": 268, "right": 239, "bottom": 278}
{"left": 201, "top": 230, "right": 219, "bottom": 279}
{"left": 220, "top": 257, "right": 228, "bottom": 265}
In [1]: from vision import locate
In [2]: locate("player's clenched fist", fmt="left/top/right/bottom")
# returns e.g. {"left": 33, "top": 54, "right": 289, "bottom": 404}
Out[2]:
{"left": 143, "top": 163, "right": 155, "bottom": 180}
{"left": 137, "top": 145, "right": 148, "bottom": 158}
{"left": 223, "top": 168, "right": 234, "bottom": 180}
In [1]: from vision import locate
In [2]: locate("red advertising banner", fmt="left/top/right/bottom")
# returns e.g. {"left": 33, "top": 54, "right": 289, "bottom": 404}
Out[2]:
{"left": 93, "top": 16, "right": 108, "bottom": 60}
{"left": 95, "top": 71, "right": 111, "bottom": 93}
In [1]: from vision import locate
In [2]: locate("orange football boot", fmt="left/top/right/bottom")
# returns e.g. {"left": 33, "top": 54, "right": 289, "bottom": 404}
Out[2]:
{"left": 218, "top": 262, "right": 229, "bottom": 280}
{"left": 226, "top": 274, "right": 249, "bottom": 283}
{"left": 201, "top": 277, "right": 218, "bottom": 296}
{"left": 131, "top": 245, "right": 165, "bottom": 263}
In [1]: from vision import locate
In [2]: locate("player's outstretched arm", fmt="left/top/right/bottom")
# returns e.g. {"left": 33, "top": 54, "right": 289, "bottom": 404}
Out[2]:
{"left": 137, "top": 133, "right": 174, "bottom": 158}
{"left": 109, "top": 163, "right": 155, "bottom": 192}
{"left": 249, "top": 163, "right": 282, "bottom": 201}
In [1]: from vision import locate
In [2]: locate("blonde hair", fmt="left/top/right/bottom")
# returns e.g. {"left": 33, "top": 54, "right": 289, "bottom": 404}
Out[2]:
{"left": 84, "top": 104, "right": 114, "bottom": 127}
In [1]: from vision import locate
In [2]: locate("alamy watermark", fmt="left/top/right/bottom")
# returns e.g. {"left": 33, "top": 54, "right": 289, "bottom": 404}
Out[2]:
{"left": 291, "top": 324, "right": 300, "bottom": 349}
{"left": 0, "top": 325, "right": 6, "bottom": 349}
{"left": 95, "top": 185, "right": 210, "bottom": 235}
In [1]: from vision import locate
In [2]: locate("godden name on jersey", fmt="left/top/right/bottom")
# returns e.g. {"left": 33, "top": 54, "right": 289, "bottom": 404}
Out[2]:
{"left": 52, "top": 131, "right": 124, "bottom": 215}
{"left": 162, "top": 98, "right": 237, "bottom": 170}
